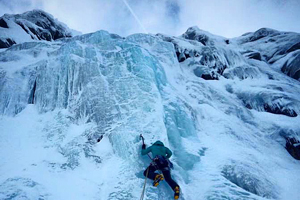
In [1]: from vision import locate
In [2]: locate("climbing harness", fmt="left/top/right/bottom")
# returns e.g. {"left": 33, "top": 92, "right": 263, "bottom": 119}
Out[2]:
{"left": 152, "top": 155, "right": 170, "bottom": 171}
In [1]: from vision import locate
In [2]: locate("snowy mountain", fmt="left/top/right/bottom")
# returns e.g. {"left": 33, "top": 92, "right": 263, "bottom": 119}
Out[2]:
{"left": 0, "top": 10, "right": 300, "bottom": 200}
{"left": 0, "top": 10, "right": 75, "bottom": 48}
{"left": 234, "top": 28, "right": 300, "bottom": 81}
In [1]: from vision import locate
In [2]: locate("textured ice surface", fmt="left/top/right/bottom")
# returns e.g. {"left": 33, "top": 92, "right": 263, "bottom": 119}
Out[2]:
{"left": 1, "top": 20, "right": 300, "bottom": 200}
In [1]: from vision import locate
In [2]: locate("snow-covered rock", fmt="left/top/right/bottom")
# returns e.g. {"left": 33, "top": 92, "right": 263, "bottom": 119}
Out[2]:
{"left": 0, "top": 10, "right": 300, "bottom": 200}
{"left": 0, "top": 10, "right": 74, "bottom": 48}
{"left": 233, "top": 28, "right": 300, "bottom": 81}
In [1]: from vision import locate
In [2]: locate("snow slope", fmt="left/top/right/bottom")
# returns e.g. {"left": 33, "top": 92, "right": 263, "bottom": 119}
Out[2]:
{"left": 0, "top": 12, "right": 300, "bottom": 200}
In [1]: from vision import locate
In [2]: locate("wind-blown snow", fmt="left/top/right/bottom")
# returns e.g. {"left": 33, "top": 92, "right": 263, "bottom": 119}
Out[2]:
{"left": 0, "top": 13, "right": 300, "bottom": 200}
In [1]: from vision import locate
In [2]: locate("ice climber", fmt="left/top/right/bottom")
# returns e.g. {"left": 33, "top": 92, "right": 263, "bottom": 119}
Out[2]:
{"left": 141, "top": 140, "right": 180, "bottom": 199}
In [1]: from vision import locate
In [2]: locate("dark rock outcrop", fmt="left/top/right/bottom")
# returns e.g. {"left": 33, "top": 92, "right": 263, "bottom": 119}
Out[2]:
{"left": 263, "top": 103, "right": 297, "bottom": 117}
{"left": 285, "top": 137, "right": 300, "bottom": 160}
{"left": 246, "top": 52, "right": 262, "bottom": 61}
{"left": 0, "top": 38, "right": 16, "bottom": 48}
{"left": 0, "top": 18, "right": 8, "bottom": 28}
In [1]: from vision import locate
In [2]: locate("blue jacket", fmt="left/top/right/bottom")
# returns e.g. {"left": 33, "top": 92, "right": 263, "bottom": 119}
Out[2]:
{"left": 141, "top": 140, "right": 172, "bottom": 158}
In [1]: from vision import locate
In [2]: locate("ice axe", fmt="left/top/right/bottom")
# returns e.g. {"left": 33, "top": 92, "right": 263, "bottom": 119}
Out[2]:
{"left": 140, "top": 134, "right": 153, "bottom": 160}
{"left": 140, "top": 134, "right": 145, "bottom": 145}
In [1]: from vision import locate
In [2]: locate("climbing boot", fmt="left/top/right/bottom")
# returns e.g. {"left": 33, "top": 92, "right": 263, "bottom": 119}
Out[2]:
{"left": 174, "top": 186, "right": 180, "bottom": 199}
{"left": 153, "top": 174, "right": 164, "bottom": 187}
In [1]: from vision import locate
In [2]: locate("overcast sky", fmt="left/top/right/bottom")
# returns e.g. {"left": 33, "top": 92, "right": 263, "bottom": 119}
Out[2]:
{"left": 0, "top": 0, "right": 300, "bottom": 38}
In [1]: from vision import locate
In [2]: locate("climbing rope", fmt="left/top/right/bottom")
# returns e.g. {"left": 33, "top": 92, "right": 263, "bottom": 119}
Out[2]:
{"left": 140, "top": 167, "right": 149, "bottom": 200}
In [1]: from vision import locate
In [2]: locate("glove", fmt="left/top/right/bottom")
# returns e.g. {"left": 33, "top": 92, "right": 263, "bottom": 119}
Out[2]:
{"left": 142, "top": 144, "right": 146, "bottom": 149}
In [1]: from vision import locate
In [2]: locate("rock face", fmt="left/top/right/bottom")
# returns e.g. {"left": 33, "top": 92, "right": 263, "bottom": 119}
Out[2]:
{"left": 0, "top": 10, "right": 73, "bottom": 48}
